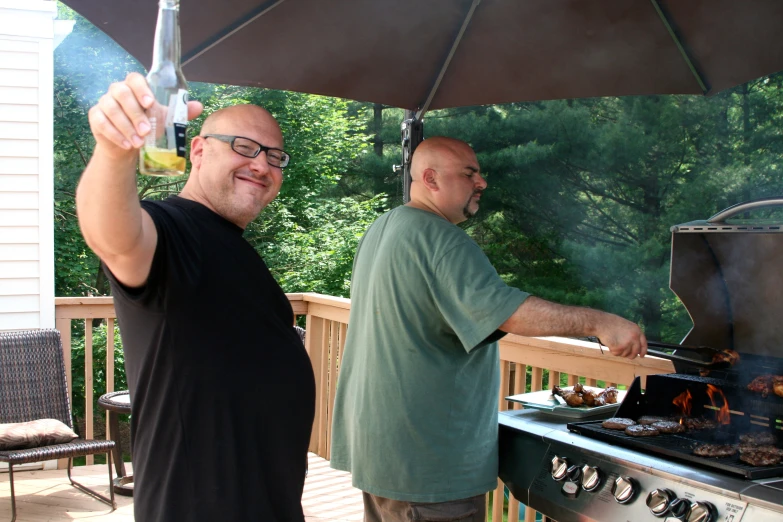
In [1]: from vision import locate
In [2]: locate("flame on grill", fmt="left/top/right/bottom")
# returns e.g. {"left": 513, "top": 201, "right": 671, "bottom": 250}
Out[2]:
{"left": 672, "top": 389, "right": 693, "bottom": 422}
{"left": 706, "top": 384, "right": 731, "bottom": 425}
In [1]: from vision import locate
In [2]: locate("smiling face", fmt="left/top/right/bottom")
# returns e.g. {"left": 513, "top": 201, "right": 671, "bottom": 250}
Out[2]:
{"left": 182, "top": 105, "right": 284, "bottom": 228}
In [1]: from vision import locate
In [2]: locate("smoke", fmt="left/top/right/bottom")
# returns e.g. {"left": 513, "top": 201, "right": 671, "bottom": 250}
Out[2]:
{"left": 54, "top": 14, "right": 145, "bottom": 108}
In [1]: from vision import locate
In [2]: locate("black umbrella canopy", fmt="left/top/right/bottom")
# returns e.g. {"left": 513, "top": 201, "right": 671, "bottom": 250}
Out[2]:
{"left": 63, "top": 0, "right": 783, "bottom": 112}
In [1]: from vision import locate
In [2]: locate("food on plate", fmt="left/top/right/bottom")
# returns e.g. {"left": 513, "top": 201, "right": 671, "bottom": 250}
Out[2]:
{"left": 739, "top": 431, "right": 778, "bottom": 446}
{"left": 651, "top": 420, "right": 686, "bottom": 434}
{"left": 603, "top": 387, "right": 620, "bottom": 404}
{"left": 637, "top": 415, "right": 668, "bottom": 425}
{"left": 739, "top": 449, "right": 782, "bottom": 466}
{"left": 625, "top": 425, "right": 660, "bottom": 437}
{"left": 692, "top": 444, "right": 736, "bottom": 458}
{"left": 553, "top": 384, "right": 618, "bottom": 408}
{"left": 582, "top": 388, "right": 606, "bottom": 407}
{"left": 602, "top": 418, "right": 636, "bottom": 430}
{"left": 552, "top": 386, "right": 585, "bottom": 407}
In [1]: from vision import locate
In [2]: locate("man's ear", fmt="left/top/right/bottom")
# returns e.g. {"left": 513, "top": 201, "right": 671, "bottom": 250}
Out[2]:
{"left": 190, "top": 136, "right": 205, "bottom": 168}
{"left": 421, "top": 168, "right": 438, "bottom": 191}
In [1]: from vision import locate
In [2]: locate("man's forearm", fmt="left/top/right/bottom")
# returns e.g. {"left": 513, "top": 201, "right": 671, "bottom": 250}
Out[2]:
{"left": 499, "top": 296, "right": 647, "bottom": 359}
{"left": 75, "top": 146, "right": 144, "bottom": 260}
{"left": 499, "top": 296, "right": 602, "bottom": 338}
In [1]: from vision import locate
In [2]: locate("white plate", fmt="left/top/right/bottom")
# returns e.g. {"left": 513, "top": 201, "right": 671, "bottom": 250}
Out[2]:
{"left": 506, "top": 387, "right": 626, "bottom": 419}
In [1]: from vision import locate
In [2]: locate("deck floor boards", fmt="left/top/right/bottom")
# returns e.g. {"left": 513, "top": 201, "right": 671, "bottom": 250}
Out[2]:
{"left": 0, "top": 453, "right": 363, "bottom": 521}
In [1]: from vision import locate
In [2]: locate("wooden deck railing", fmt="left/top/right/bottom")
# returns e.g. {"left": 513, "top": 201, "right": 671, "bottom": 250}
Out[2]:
{"left": 54, "top": 294, "right": 674, "bottom": 521}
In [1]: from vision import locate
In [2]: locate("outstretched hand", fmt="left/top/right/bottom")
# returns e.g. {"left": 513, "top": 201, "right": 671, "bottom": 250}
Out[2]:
{"left": 88, "top": 72, "right": 204, "bottom": 158}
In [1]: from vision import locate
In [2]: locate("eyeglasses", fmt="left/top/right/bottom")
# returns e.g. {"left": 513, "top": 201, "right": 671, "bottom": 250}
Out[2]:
{"left": 202, "top": 134, "right": 290, "bottom": 168}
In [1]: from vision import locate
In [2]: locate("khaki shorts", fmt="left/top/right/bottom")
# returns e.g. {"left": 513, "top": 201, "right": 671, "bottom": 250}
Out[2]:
{"left": 363, "top": 492, "right": 487, "bottom": 522}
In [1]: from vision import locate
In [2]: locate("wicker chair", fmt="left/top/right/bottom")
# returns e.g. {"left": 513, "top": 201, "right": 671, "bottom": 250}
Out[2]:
{"left": 0, "top": 329, "right": 116, "bottom": 521}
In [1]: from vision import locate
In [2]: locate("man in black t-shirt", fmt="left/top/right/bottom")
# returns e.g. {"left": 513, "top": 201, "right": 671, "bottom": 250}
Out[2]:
{"left": 76, "top": 72, "right": 316, "bottom": 521}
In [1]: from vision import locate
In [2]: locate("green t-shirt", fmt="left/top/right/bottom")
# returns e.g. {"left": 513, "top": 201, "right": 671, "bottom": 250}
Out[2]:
{"left": 330, "top": 206, "right": 529, "bottom": 502}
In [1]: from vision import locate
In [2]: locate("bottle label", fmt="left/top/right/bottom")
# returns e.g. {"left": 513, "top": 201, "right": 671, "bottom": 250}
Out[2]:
{"left": 165, "top": 89, "right": 188, "bottom": 157}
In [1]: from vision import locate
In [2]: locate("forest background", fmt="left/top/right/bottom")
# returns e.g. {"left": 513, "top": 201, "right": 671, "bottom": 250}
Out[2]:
{"left": 52, "top": 5, "right": 783, "bottom": 419}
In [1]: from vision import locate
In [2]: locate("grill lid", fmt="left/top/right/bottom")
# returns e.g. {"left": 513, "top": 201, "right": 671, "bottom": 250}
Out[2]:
{"left": 670, "top": 197, "right": 783, "bottom": 357}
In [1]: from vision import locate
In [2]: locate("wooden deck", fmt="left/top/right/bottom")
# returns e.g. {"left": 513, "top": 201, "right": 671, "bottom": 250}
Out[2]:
{"left": 0, "top": 453, "right": 363, "bottom": 521}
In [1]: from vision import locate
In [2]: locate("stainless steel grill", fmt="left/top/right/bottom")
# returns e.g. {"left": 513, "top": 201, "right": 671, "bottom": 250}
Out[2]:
{"left": 498, "top": 198, "right": 783, "bottom": 522}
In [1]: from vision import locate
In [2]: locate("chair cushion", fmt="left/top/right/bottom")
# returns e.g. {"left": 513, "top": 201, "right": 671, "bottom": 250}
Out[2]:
{"left": 0, "top": 419, "right": 78, "bottom": 450}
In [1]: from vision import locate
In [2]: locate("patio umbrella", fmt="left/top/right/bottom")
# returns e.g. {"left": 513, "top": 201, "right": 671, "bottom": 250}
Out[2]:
{"left": 61, "top": 0, "right": 783, "bottom": 114}
{"left": 61, "top": 0, "right": 783, "bottom": 199}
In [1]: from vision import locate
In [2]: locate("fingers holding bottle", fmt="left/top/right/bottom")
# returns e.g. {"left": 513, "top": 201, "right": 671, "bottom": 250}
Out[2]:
{"left": 88, "top": 73, "right": 154, "bottom": 156}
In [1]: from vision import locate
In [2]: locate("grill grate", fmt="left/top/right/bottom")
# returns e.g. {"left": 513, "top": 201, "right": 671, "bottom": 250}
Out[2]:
{"left": 567, "top": 421, "right": 783, "bottom": 479}
{"left": 567, "top": 375, "right": 783, "bottom": 480}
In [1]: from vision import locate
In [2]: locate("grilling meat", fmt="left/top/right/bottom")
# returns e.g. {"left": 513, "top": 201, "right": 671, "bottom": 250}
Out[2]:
{"left": 652, "top": 420, "right": 686, "bottom": 434}
{"left": 739, "top": 431, "right": 778, "bottom": 446}
{"left": 747, "top": 375, "right": 774, "bottom": 398}
{"left": 738, "top": 444, "right": 783, "bottom": 455}
{"left": 602, "top": 418, "right": 636, "bottom": 430}
{"left": 692, "top": 444, "right": 736, "bottom": 458}
{"left": 637, "top": 415, "right": 668, "bottom": 425}
{"left": 682, "top": 417, "right": 718, "bottom": 431}
{"left": 740, "top": 450, "right": 782, "bottom": 467}
{"left": 625, "top": 425, "right": 660, "bottom": 437}
{"left": 712, "top": 349, "right": 740, "bottom": 366}
{"left": 775, "top": 376, "right": 783, "bottom": 398}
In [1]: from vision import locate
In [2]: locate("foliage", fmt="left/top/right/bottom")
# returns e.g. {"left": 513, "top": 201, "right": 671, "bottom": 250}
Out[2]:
{"left": 53, "top": 5, "right": 783, "bottom": 350}
{"left": 69, "top": 322, "right": 127, "bottom": 425}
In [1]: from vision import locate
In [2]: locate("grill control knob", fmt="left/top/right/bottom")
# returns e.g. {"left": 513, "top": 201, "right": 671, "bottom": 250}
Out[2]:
{"left": 646, "top": 488, "right": 676, "bottom": 517}
{"left": 611, "top": 476, "right": 637, "bottom": 504}
{"left": 581, "top": 465, "right": 601, "bottom": 492}
{"left": 551, "top": 456, "right": 568, "bottom": 481}
{"left": 668, "top": 497, "right": 691, "bottom": 519}
{"left": 566, "top": 465, "right": 582, "bottom": 482}
{"left": 686, "top": 501, "right": 717, "bottom": 522}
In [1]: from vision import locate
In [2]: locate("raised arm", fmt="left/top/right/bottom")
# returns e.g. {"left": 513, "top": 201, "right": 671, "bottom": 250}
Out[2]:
{"left": 75, "top": 73, "right": 202, "bottom": 287}
{"left": 499, "top": 296, "right": 647, "bottom": 359}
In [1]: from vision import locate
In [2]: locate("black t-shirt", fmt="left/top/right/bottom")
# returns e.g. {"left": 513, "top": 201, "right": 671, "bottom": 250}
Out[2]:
{"left": 105, "top": 196, "right": 315, "bottom": 522}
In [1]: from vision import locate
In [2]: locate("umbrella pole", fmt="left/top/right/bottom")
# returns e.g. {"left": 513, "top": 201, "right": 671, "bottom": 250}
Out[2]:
{"left": 399, "top": 110, "right": 423, "bottom": 204}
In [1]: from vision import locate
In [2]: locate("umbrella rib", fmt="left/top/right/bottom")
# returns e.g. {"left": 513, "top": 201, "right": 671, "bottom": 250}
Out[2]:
{"left": 181, "top": 0, "right": 289, "bottom": 67}
{"left": 649, "top": 0, "right": 710, "bottom": 95}
{"left": 415, "top": 0, "right": 483, "bottom": 119}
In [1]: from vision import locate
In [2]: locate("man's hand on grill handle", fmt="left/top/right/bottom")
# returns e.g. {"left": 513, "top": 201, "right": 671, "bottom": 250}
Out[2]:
{"left": 500, "top": 296, "right": 648, "bottom": 359}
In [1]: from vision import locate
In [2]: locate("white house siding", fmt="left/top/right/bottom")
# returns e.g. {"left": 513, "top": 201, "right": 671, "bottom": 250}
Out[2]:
{"left": 0, "top": 0, "right": 72, "bottom": 331}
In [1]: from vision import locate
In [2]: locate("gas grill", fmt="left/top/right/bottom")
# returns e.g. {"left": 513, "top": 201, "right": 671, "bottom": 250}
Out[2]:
{"left": 498, "top": 198, "right": 783, "bottom": 522}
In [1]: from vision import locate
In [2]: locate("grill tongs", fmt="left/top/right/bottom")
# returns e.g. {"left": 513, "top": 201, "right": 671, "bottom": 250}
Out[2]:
{"left": 645, "top": 340, "right": 739, "bottom": 371}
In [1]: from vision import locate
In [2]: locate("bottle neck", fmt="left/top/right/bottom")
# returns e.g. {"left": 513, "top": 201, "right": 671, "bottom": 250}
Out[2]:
{"left": 151, "top": 0, "right": 181, "bottom": 67}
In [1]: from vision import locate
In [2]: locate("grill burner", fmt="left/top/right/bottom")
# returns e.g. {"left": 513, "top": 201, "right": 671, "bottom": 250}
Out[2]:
{"left": 568, "top": 375, "right": 783, "bottom": 479}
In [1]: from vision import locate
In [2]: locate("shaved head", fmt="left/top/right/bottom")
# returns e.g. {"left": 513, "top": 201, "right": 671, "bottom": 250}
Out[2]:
{"left": 200, "top": 105, "right": 282, "bottom": 142}
{"left": 410, "top": 137, "right": 474, "bottom": 181}
{"left": 407, "top": 136, "right": 486, "bottom": 225}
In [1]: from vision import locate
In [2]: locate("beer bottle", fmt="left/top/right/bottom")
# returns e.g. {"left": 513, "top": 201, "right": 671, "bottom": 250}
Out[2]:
{"left": 139, "top": 0, "right": 188, "bottom": 176}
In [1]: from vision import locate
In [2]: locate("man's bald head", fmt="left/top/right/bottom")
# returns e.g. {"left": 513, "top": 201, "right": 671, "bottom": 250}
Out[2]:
{"left": 407, "top": 136, "right": 486, "bottom": 225}
{"left": 410, "top": 137, "right": 474, "bottom": 181}
{"left": 200, "top": 104, "right": 282, "bottom": 140}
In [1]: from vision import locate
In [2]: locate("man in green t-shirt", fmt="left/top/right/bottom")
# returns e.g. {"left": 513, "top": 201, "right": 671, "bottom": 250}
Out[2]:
{"left": 330, "top": 137, "right": 647, "bottom": 522}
